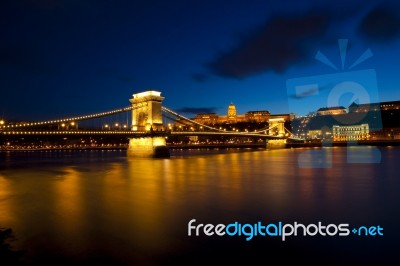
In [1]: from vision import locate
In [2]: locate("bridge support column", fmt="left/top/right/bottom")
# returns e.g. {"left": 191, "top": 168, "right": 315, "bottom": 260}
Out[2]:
{"left": 127, "top": 136, "right": 170, "bottom": 158}
{"left": 266, "top": 139, "right": 287, "bottom": 149}
{"left": 127, "top": 91, "right": 170, "bottom": 158}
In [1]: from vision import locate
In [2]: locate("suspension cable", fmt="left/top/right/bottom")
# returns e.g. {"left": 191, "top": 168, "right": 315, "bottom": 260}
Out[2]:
{"left": 6, "top": 103, "right": 147, "bottom": 128}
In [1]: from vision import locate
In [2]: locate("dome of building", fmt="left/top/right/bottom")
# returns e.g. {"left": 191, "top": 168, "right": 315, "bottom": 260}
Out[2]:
{"left": 228, "top": 102, "right": 237, "bottom": 118}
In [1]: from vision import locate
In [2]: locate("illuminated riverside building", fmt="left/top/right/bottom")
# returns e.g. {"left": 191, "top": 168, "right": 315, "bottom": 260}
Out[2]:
{"left": 228, "top": 103, "right": 237, "bottom": 119}
{"left": 349, "top": 100, "right": 400, "bottom": 113}
{"left": 307, "top": 129, "right": 323, "bottom": 139}
{"left": 192, "top": 103, "right": 271, "bottom": 124}
{"left": 193, "top": 113, "right": 219, "bottom": 124}
{"left": 245, "top": 111, "right": 272, "bottom": 122}
{"left": 332, "top": 123, "right": 370, "bottom": 141}
{"left": 317, "top": 106, "right": 347, "bottom": 116}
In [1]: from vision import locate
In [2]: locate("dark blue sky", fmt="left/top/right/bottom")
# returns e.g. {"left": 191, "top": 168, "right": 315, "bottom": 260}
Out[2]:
{"left": 1, "top": 0, "right": 400, "bottom": 120}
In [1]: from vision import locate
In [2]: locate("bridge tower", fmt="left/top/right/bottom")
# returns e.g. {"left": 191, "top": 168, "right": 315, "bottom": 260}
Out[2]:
{"left": 127, "top": 90, "right": 170, "bottom": 158}
{"left": 268, "top": 118, "right": 285, "bottom": 137}
{"left": 267, "top": 118, "right": 286, "bottom": 149}
{"left": 130, "top": 91, "right": 164, "bottom": 132}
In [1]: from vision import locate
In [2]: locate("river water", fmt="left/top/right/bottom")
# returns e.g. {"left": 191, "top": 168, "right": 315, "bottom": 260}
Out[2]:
{"left": 0, "top": 146, "right": 399, "bottom": 265}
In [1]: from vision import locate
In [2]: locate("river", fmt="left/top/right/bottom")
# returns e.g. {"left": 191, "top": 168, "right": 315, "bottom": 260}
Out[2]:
{"left": 1, "top": 146, "right": 399, "bottom": 265}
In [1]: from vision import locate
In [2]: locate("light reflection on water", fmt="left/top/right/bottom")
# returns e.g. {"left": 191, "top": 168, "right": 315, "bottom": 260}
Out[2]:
{"left": 0, "top": 147, "right": 399, "bottom": 264}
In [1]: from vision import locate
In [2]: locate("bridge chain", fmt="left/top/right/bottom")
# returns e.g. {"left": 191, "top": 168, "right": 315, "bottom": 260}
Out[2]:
{"left": 1, "top": 103, "right": 147, "bottom": 130}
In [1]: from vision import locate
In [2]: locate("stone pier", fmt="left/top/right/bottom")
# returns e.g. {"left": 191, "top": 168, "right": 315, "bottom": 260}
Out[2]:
{"left": 127, "top": 136, "right": 170, "bottom": 158}
{"left": 266, "top": 139, "right": 287, "bottom": 149}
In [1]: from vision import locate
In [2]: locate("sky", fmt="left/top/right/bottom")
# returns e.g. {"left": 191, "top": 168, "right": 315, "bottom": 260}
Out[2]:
{"left": 2, "top": 0, "right": 400, "bottom": 121}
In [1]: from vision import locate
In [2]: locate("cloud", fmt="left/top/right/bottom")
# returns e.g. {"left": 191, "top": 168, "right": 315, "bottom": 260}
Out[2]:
{"left": 289, "top": 82, "right": 333, "bottom": 99}
{"left": 208, "top": 11, "right": 331, "bottom": 79}
{"left": 289, "top": 87, "right": 319, "bottom": 99}
{"left": 358, "top": 4, "right": 400, "bottom": 41}
{"left": 175, "top": 107, "right": 218, "bottom": 114}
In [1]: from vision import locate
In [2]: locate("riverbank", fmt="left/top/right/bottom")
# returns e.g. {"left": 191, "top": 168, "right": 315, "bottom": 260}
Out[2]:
{"left": 1, "top": 140, "right": 400, "bottom": 152}
{"left": 0, "top": 228, "right": 25, "bottom": 264}
{"left": 287, "top": 140, "right": 400, "bottom": 148}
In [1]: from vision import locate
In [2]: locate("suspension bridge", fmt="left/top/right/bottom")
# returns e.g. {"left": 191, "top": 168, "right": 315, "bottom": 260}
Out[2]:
{"left": 0, "top": 91, "right": 302, "bottom": 157}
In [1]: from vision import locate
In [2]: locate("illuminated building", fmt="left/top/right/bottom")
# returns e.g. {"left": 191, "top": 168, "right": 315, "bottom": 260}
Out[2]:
{"left": 220, "top": 102, "right": 246, "bottom": 123}
{"left": 192, "top": 103, "right": 272, "bottom": 124}
{"left": 307, "top": 129, "right": 322, "bottom": 139}
{"left": 349, "top": 100, "right": 400, "bottom": 113}
{"left": 194, "top": 113, "right": 219, "bottom": 124}
{"left": 245, "top": 111, "right": 270, "bottom": 122}
{"left": 228, "top": 102, "right": 237, "bottom": 120}
{"left": 191, "top": 103, "right": 241, "bottom": 124}
{"left": 317, "top": 106, "right": 347, "bottom": 116}
{"left": 332, "top": 123, "right": 370, "bottom": 141}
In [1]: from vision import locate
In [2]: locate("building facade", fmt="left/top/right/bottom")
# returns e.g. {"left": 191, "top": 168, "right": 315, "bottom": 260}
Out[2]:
{"left": 332, "top": 123, "right": 370, "bottom": 141}
{"left": 349, "top": 100, "right": 400, "bottom": 113}
{"left": 192, "top": 103, "right": 272, "bottom": 124}
{"left": 317, "top": 106, "right": 347, "bottom": 116}
{"left": 193, "top": 113, "right": 219, "bottom": 124}
{"left": 245, "top": 111, "right": 270, "bottom": 122}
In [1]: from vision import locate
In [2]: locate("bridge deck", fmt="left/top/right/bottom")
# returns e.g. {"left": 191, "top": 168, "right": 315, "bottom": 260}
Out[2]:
{"left": 0, "top": 130, "right": 303, "bottom": 140}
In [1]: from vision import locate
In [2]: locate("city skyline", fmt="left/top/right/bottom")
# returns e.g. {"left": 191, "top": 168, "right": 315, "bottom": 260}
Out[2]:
{"left": 2, "top": 0, "right": 400, "bottom": 121}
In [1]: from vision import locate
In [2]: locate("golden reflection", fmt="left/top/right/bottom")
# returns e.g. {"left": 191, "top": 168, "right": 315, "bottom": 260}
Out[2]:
{"left": 257, "top": 149, "right": 295, "bottom": 207}
{"left": 53, "top": 167, "right": 84, "bottom": 237}
{"left": 124, "top": 158, "right": 173, "bottom": 250}
{"left": 0, "top": 175, "right": 14, "bottom": 226}
{"left": 100, "top": 162, "right": 131, "bottom": 223}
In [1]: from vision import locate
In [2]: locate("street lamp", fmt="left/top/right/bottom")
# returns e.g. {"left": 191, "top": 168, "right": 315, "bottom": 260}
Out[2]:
{"left": 69, "top": 121, "right": 77, "bottom": 130}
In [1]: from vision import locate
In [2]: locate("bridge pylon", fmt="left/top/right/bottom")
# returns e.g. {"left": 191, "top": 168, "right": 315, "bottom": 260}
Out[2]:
{"left": 127, "top": 91, "right": 169, "bottom": 158}
{"left": 266, "top": 118, "right": 287, "bottom": 149}
{"left": 268, "top": 118, "right": 285, "bottom": 137}
{"left": 129, "top": 91, "right": 164, "bottom": 132}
